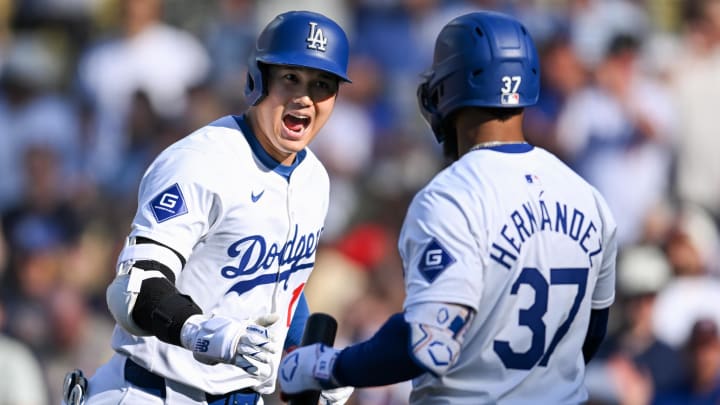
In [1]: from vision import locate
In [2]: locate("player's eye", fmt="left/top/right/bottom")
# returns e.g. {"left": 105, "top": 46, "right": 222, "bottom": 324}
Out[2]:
{"left": 283, "top": 73, "right": 299, "bottom": 83}
{"left": 308, "top": 79, "right": 339, "bottom": 102}
{"left": 315, "top": 81, "right": 330, "bottom": 89}
{"left": 315, "top": 79, "right": 338, "bottom": 93}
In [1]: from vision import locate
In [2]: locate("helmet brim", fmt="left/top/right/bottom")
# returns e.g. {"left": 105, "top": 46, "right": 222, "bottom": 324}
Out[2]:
{"left": 259, "top": 53, "right": 351, "bottom": 83}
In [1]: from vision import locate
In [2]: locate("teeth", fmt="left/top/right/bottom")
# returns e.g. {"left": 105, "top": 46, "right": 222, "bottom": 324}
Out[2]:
{"left": 287, "top": 113, "right": 309, "bottom": 120}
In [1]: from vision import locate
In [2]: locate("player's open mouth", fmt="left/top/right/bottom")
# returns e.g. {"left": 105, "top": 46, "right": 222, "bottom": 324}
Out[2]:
{"left": 282, "top": 113, "right": 311, "bottom": 137}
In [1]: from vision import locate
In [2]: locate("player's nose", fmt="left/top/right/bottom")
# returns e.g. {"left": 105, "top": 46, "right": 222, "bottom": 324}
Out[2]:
{"left": 289, "top": 93, "right": 313, "bottom": 108}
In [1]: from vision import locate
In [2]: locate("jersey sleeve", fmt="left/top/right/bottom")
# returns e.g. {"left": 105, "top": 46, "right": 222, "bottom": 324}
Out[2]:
{"left": 591, "top": 189, "right": 617, "bottom": 309}
{"left": 129, "top": 146, "right": 225, "bottom": 263}
{"left": 400, "top": 185, "right": 485, "bottom": 311}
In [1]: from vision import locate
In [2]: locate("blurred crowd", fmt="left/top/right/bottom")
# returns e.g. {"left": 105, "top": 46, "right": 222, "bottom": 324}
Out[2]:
{"left": 1, "top": 0, "right": 719, "bottom": 404}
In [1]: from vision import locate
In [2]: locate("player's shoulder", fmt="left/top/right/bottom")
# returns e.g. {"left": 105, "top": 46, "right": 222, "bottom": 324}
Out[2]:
{"left": 183, "top": 115, "right": 247, "bottom": 146}
{"left": 529, "top": 146, "right": 594, "bottom": 188}
{"left": 417, "top": 148, "right": 504, "bottom": 198}
{"left": 158, "top": 115, "right": 250, "bottom": 160}
{"left": 299, "top": 147, "right": 330, "bottom": 180}
{"left": 145, "top": 115, "right": 252, "bottom": 179}
{"left": 407, "top": 161, "right": 475, "bottom": 217}
{"left": 300, "top": 145, "right": 321, "bottom": 164}
{"left": 535, "top": 147, "right": 617, "bottom": 224}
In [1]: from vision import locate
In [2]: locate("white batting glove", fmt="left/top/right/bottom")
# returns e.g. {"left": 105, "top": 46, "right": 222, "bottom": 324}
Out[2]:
{"left": 180, "top": 313, "right": 279, "bottom": 378}
{"left": 279, "top": 343, "right": 352, "bottom": 403}
{"left": 320, "top": 386, "right": 354, "bottom": 405}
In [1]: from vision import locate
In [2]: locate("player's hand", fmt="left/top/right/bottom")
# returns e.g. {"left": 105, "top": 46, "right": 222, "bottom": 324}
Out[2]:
{"left": 180, "top": 313, "right": 279, "bottom": 378}
{"left": 320, "top": 386, "right": 354, "bottom": 405}
{"left": 279, "top": 343, "right": 351, "bottom": 401}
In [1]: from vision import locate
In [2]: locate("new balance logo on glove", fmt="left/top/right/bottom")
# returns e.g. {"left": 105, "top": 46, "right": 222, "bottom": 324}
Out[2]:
{"left": 195, "top": 339, "right": 210, "bottom": 353}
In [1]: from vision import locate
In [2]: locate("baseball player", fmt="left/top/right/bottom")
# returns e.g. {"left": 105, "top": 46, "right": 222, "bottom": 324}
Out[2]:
{"left": 279, "top": 11, "right": 617, "bottom": 404}
{"left": 66, "top": 10, "right": 354, "bottom": 405}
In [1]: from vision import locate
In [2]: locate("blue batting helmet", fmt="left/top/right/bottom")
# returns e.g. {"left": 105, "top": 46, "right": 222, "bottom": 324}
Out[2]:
{"left": 244, "top": 10, "right": 351, "bottom": 106}
{"left": 417, "top": 11, "right": 540, "bottom": 142}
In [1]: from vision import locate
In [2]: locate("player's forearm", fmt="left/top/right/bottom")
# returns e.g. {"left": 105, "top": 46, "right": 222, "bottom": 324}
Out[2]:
{"left": 333, "top": 313, "right": 425, "bottom": 387}
{"left": 582, "top": 308, "right": 609, "bottom": 364}
{"left": 131, "top": 275, "right": 203, "bottom": 345}
{"left": 130, "top": 239, "right": 202, "bottom": 345}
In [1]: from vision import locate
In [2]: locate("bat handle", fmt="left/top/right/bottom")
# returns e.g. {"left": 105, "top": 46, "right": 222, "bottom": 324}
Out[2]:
{"left": 288, "top": 313, "right": 338, "bottom": 405}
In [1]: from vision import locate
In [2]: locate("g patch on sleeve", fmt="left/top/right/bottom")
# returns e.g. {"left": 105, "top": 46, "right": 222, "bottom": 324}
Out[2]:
{"left": 149, "top": 183, "right": 188, "bottom": 223}
{"left": 418, "top": 238, "right": 456, "bottom": 283}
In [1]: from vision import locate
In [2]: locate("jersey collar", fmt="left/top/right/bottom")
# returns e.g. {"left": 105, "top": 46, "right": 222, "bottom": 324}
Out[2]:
{"left": 474, "top": 143, "right": 534, "bottom": 153}
{"left": 234, "top": 115, "right": 306, "bottom": 180}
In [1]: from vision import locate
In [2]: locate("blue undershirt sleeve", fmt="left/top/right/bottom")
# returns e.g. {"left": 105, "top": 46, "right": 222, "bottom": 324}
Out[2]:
{"left": 333, "top": 313, "right": 425, "bottom": 387}
{"left": 284, "top": 293, "right": 309, "bottom": 351}
{"left": 583, "top": 308, "right": 609, "bottom": 364}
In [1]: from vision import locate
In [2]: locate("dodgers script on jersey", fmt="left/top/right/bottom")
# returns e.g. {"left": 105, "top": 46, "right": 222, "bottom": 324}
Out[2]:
{"left": 400, "top": 144, "right": 616, "bottom": 404}
{"left": 110, "top": 115, "right": 329, "bottom": 395}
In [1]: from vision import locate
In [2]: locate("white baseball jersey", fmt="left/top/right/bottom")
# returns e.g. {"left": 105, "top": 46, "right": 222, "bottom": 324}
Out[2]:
{"left": 400, "top": 144, "right": 617, "bottom": 404}
{"left": 110, "top": 115, "right": 329, "bottom": 394}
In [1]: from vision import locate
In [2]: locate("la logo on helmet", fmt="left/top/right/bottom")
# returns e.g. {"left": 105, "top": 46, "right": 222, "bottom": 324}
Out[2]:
{"left": 306, "top": 22, "right": 328, "bottom": 51}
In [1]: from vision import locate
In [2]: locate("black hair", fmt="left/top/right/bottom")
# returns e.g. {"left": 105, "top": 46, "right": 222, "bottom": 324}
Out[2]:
{"left": 606, "top": 33, "right": 641, "bottom": 59}
{"left": 483, "top": 107, "right": 524, "bottom": 122}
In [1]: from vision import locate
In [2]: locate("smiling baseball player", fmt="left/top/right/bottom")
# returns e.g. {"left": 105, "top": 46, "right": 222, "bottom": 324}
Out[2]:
{"left": 279, "top": 11, "right": 617, "bottom": 404}
{"left": 69, "top": 10, "right": 353, "bottom": 405}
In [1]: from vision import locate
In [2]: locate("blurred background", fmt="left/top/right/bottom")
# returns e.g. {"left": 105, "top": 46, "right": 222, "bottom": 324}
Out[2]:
{"left": 1, "top": 0, "right": 719, "bottom": 404}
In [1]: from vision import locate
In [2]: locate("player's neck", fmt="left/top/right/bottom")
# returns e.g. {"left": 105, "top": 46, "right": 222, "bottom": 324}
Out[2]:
{"left": 455, "top": 113, "right": 525, "bottom": 155}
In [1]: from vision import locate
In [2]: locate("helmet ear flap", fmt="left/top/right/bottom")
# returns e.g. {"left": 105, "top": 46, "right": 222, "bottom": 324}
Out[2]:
{"left": 417, "top": 81, "right": 433, "bottom": 114}
{"left": 417, "top": 78, "right": 446, "bottom": 143}
{"left": 244, "top": 59, "right": 266, "bottom": 106}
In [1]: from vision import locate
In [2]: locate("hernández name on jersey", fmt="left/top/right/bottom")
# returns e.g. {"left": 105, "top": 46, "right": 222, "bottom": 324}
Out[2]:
{"left": 489, "top": 197, "right": 603, "bottom": 269}
{"left": 223, "top": 224, "right": 323, "bottom": 296}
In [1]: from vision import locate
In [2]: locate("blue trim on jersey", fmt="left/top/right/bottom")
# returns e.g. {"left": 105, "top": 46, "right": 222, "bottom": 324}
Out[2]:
{"left": 484, "top": 143, "right": 534, "bottom": 153}
{"left": 333, "top": 313, "right": 425, "bottom": 387}
{"left": 226, "top": 262, "right": 314, "bottom": 296}
{"left": 285, "top": 293, "right": 309, "bottom": 351}
{"left": 234, "top": 115, "right": 307, "bottom": 180}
